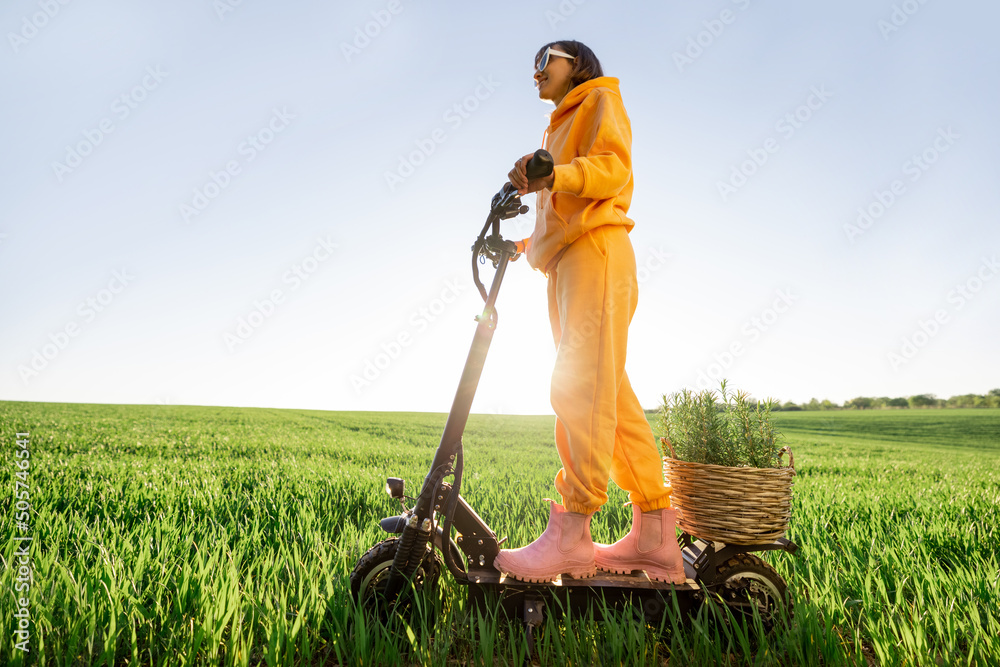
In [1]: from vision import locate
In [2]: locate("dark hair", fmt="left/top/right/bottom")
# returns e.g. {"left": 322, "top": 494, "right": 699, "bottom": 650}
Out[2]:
{"left": 534, "top": 40, "right": 603, "bottom": 89}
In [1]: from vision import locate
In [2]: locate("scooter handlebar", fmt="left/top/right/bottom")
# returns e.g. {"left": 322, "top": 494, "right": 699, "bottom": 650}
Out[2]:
{"left": 525, "top": 149, "right": 554, "bottom": 181}
{"left": 470, "top": 149, "right": 552, "bottom": 303}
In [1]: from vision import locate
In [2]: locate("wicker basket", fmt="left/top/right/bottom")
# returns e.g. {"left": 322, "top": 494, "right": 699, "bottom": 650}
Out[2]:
{"left": 661, "top": 438, "right": 795, "bottom": 545}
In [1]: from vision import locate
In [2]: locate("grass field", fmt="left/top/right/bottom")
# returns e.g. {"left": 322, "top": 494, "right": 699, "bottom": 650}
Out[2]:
{"left": 1, "top": 401, "right": 998, "bottom": 666}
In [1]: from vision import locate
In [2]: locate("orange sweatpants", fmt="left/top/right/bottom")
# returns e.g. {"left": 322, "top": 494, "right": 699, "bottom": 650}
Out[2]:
{"left": 546, "top": 224, "right": 671, "bottom": 515}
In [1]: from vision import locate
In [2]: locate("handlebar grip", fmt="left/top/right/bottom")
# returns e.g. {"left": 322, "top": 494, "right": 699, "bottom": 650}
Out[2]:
{"left": 525, "top": 149, "right": 554, "bottom": 180}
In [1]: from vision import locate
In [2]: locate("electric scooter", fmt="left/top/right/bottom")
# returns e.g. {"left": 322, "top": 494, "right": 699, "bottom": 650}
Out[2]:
{"left": 349, "top": 149, "right": 798, "bottom": 649}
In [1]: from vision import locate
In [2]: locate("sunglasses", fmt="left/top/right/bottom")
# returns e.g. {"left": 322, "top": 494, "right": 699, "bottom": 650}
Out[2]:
{"left": 537, "top": 47, "right": 575, "bottom": 73}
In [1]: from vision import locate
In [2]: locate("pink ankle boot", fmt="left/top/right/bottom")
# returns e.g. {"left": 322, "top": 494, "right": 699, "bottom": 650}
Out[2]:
{"left": 493, "top": 499, "right": 597, "bottom": 583}
{"left": 594, "top": 505, "right": 686, "bottom": 584}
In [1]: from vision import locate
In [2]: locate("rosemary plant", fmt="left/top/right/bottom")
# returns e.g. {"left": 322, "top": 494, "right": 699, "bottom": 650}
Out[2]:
{"left": 658, "top": 380, "right": 784, "bottom": 468}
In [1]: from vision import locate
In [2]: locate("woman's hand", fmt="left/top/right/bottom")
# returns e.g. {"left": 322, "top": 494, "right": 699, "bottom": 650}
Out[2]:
{"left": 509, "top": 153, "right": 555, "bottom": 195}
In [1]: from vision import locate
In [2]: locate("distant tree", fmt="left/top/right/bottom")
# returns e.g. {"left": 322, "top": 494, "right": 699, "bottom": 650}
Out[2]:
{"left": 886, "top": 397, "right": 909, "bottom": 408}
{"left": 846, "top": 396, "right": 874, "bottom": 410}
{"left": 950, "top": 394, "right": 986, "bottom": 408}
{"left": 820, "top": 399, "right": 835, "bottom": 410}
{"left": 989, "top": 388, "right": 1000, "bottom": 398}
{"left": 909, "top": 394, "right": 938, "bottom": 408}
{"left": 805, "top": 398, "right": 821, "bottom": 411}
{"left": 781, "top": 401, "right": 802, "bottom": 411}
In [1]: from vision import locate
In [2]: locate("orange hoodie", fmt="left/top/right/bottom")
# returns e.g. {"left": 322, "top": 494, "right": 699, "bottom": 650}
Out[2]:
{"left": 525, "top": 76, "right": 634, "bottom": 274}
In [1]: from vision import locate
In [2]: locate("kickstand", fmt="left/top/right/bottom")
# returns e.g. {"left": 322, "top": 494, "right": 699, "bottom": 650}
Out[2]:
{"left": 523, "top": 598, "right": 544, "bottom": 661}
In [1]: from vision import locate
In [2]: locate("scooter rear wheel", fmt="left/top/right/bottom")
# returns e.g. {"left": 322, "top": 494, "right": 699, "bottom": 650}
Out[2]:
{"left": 350, "top": 537, "right": 443, "bottom": 623}
{"left": 710, "top": 553, "right": 791, "bottom": 636}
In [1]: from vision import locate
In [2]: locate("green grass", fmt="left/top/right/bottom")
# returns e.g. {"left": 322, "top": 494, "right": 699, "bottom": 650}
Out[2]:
{"left": 775, "top": 408, "right": 1000, "bottom": 450}
{"left": 1, "top": 402, "right": 998, "bottom": 665}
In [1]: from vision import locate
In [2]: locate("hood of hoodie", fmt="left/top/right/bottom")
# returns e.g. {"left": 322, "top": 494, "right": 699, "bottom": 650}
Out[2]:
{"left": 548, "top": 76, "right": 621, "bottom": 129}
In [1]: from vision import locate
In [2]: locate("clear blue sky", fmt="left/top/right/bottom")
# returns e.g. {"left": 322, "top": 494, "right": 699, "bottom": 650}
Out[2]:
{"left": 2, "top": 0, "right": 998, "bottom": 414}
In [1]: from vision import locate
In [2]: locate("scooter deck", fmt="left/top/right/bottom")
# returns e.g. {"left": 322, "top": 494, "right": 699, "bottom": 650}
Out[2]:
{"left": 475, "top": 560, "right": 700, "bottom": 591}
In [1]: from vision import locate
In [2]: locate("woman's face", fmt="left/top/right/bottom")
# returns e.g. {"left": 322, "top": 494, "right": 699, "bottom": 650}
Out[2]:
{"left": 534, "top": 47, "right": 575, "bottom": 106}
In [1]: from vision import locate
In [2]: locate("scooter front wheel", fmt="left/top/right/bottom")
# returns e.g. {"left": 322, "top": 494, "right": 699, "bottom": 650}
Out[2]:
{"left": 349, "top": 537, "right": 444, "bottom": 623}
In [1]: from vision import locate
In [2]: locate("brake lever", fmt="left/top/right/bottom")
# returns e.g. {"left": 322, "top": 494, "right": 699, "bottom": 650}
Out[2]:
{"left": 493, "top": 185, "right": 529, "bottom": 220}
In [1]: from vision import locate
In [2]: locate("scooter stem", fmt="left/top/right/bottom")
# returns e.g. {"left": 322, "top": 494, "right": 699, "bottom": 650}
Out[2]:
{"left": 415, "top": 247, "right": 512, "bottom": 517}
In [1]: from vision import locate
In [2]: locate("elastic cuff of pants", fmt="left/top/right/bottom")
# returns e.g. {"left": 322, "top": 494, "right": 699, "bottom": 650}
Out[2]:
{"left": 634, "top": 496, "right": 672, "bottom": 513}
{"left": 563, "top": 501, "right": 599, "bottom": 515}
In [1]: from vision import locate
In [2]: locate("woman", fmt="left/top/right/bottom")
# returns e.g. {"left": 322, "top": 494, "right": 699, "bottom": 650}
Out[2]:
{"left": 493, "top": 41, "right": 685, "bottom": 584}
